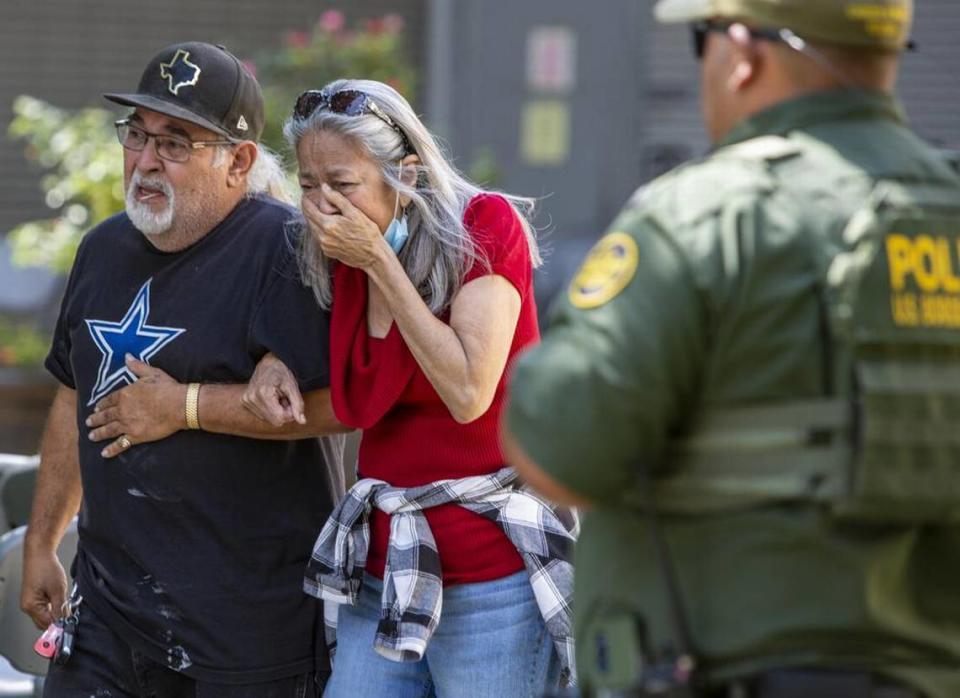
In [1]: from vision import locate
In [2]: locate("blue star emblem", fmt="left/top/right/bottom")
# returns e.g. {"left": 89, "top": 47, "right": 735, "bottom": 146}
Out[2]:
{"left": 85, "top": 279, "right": 185, "bottom": 406}
{"left": 159, "top": 49, "right": 201, "bottom": 96}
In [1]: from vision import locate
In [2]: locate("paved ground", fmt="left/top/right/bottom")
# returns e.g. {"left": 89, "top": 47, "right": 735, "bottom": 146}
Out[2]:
{"left": 0, "top": 656, "right": 36, "bottom": 698}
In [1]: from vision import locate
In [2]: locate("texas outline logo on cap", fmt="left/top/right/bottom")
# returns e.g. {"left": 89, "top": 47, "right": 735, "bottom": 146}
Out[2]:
{"left": 160, "top": 49, "right": 201, "bottom": 96}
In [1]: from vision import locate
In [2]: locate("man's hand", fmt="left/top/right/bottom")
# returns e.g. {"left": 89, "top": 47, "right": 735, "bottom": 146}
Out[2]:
{"left": 241, "top": 353, "right": 306, "bottom": 426}
{"left": 86, "top": 355, "right": 186, "bottom": 458}
{"left": 20, "top": 546, "right": 68, "bottom": 630}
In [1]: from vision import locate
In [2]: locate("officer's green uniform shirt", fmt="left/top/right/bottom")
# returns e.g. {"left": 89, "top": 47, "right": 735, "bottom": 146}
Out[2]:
{"left": 508, "top": 90, "right": 960, "bottom": 697}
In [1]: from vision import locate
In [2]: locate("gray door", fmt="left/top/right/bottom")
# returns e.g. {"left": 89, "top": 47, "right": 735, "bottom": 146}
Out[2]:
{"left": 441, "top": 0, "right": 647, "bottom": 240}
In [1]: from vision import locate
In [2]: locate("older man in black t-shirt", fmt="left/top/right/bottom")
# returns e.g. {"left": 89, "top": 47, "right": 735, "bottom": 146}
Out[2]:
{"left": 20, "top": 42, "right": 346, "bottom": 697}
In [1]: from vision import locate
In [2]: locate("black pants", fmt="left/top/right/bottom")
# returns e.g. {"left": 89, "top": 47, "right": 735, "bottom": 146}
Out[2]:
{"left": 550, "top": 669, "right": 925, "bottom": 698}
{"left": 43, "top": 602, "right": 329, "bottom": 698}
{"left": 714, "top": 669, "right": 923, "bottom": 698}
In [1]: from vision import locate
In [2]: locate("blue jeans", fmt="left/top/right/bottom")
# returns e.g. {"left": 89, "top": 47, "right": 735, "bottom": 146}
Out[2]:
{"left": 324, "top": 571, "right": 560, "bottom": 698}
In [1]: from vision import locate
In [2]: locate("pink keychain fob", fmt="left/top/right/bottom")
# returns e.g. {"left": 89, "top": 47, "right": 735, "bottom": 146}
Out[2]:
{"left": 34, "top": 621, "right": 63, "bottom": 659}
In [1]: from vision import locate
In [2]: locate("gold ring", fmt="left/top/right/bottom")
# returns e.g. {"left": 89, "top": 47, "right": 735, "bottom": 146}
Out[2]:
{"left": 118, "top": 435, "right": 132, "bottom": 450}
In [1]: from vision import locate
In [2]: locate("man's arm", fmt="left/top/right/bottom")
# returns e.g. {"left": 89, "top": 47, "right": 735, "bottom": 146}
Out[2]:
{"left": 21, "top": 385, "right": 81, "bottom": 629}
{"left": 86, "top": 357, "right": 349, "bottom": 459}
{"left": 504, "top": 223, "right": 704, "bottom": 505}
{"left": 500, "top": 421, "right": 591, "bottom": 508}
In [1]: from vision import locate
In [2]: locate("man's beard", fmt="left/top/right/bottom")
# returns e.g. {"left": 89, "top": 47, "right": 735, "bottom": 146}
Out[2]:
{"left": 125, "top": 169, "right": 224, "bottom": 243}
{"left": 125, "top": 171, "right": 175, "bottom": 237}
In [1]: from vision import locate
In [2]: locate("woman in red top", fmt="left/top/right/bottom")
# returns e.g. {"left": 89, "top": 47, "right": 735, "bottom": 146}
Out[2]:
{"left": 244, "top": 80, "right": 576, "bottom": 696}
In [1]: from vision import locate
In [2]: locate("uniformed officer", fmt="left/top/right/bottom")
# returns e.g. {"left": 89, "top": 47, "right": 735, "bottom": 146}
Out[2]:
{"left": 504, "top": 1, "right": 960, "bottom": 697}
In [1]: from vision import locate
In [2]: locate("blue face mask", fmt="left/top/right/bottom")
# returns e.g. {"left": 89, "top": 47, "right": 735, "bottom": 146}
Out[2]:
{"left": 384, "top": 160, "right": 409, "bottom": 254}
{"left": 384, "top": 214, "right": 409, "bottom": 253}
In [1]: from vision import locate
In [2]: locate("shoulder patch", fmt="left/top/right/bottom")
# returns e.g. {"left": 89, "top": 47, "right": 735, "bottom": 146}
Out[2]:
{"left": 721, "top": 135, "right": 802, "bottom": 162}
{"left": 568, "top": 232, "right": 639, "bottom": 309}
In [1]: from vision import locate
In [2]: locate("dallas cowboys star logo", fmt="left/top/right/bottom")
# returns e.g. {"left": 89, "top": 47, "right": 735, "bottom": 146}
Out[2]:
{"left": 85, "top": 279, "right": 185, "bottom": 406}
{"left": 159, "top": 49, "right": 201, "bottom": 95}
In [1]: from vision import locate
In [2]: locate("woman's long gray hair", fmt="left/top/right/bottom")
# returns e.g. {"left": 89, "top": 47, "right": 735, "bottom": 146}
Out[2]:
{"left": 284, "top": 78, "right": 541, "bottom": 313}
{"left": 247, "top": 145, "right": 294, "bottom": 204}
{"left": 214, "top": 144, "right": 294, "bottom": 204}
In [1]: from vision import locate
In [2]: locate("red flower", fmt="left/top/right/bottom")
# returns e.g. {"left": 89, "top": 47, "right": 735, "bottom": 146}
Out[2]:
{"left": 364, "top": 18, "right": 385, "bottom": 35}
{"left": 319, "top": 9, "right": 346, "bottom": 33}
{"left": 284, "top": 30, "right": 310, "bottom": 48}
{"left": 382, "top": 13, "right": 404, "bottom": 34}
{"left": 241, "top": 59, "right": 258, "bottom": 78}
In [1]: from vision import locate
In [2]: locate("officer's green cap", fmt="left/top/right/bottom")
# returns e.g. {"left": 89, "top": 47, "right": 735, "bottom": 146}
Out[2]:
{"left": 654, "top": 0, "right": 913, "bottom": 51}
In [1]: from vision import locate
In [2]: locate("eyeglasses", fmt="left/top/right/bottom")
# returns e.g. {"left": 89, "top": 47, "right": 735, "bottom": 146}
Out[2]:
{"left": 293, "top": 89, "right": 414, "bottom": 154}
{"left": 114, "top": 119, "right": 235, "bottom": 163}
{"left": 690, "top": 20, "right": 784, "bottom": 60}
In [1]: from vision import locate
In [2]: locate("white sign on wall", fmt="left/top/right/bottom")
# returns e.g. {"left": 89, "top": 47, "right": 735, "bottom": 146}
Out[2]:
{"left": 526, "top": 26, "right": 577, "bottom": 93}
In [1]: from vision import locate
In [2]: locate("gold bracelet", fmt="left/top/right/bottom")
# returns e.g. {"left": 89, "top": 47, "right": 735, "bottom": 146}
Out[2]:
{"left": 185, "top": 383, "right": 201, "bottom": 430}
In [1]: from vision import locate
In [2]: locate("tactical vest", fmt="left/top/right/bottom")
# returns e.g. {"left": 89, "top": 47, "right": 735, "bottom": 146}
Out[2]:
{"left": 655, "top": 139, "right": 960, "bottom": 524}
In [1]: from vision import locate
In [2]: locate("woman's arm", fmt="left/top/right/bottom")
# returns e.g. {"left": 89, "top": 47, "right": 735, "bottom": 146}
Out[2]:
{"left": 371, "top": 255, "right": 520, "bottom": 424}
{"left": 305, "top": 187, "right": 523, "bottom": 424}
{"left": 86, "top": 355, "right": 349, "bottom": 458}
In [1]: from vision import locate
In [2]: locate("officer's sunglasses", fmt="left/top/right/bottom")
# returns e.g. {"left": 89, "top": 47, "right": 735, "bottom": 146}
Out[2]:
{"left": 115, "top": 119, "right": 235, "bottom": 163}
{"left": 690, "top": 20, "right": 785, "bottom": 60}
{"left": 691, "top": 19, "right": 918, "bottom": 61}
{"left": 293, "top": 89, "right": 414, "bottom": 154}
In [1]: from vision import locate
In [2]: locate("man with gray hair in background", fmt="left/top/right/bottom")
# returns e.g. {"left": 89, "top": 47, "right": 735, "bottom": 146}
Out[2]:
{"left": 20, "top": 42, "right": 345, "bottom": 696}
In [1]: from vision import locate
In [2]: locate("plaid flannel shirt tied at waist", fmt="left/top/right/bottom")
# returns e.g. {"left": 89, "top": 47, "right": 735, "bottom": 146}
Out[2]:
{"left": 303, "top": 466, "right": 580, "bottom": 687}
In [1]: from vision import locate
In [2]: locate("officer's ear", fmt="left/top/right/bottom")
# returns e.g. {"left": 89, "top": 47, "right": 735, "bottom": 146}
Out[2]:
{"left": 224, "top": 141, "right": 257, "bottom": 188}
{"left": 726, "top": 23, "right": 761, "bottom": 92}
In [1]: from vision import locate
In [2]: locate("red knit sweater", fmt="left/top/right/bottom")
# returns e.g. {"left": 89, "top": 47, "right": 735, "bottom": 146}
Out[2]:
{"left": 329, "top": 194, "right": 539, "bottom": 584}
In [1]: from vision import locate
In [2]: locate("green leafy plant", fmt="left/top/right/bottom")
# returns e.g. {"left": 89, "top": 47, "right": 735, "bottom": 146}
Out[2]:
{"left": 467, "top": 146, "right": 503, "bottom": 188}
{"left": 253, "top": 10, "right": 416, "bottom": 152}
{"left": 7, "top": 96, "right": 125, "bottom": 273}
{"left": 0, "top": 319, "right": 49, "bottom": 369}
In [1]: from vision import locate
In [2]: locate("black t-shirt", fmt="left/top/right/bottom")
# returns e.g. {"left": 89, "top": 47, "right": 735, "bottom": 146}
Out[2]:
{"left": 46, "top": 196, "right": 337, "bottom": 683}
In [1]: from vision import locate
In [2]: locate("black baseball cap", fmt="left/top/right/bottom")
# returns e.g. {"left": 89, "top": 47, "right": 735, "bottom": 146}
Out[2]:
{"left": 104, "top": 41, "right": 264, "bottom": 142}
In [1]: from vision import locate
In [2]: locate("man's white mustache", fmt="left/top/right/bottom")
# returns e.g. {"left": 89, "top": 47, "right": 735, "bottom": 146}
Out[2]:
{"left": 128, "top": 172, "right": 174, "bottom": 200}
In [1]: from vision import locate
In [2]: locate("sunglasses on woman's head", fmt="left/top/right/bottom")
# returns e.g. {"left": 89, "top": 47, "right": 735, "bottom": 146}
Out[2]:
{"left": 293, "top": 89, "right": 414, "bottom": 155}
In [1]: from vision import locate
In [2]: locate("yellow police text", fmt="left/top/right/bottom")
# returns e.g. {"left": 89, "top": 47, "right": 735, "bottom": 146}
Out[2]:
{"left": 886, "top": 234, "right": 960, "bottom": 293}
{"left": 890, "top": 292, "right": 960, "bottom": 328}
{"left": 886, "top": 234, "right": 960, "bottom": 328}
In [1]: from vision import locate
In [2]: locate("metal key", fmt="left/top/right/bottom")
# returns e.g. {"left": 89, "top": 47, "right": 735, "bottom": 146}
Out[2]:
{"left": 54, "top": 614, "right": 76, "bottom": 665}
{"left": 53, "top": 585, "right": 82, "bottom": 665}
